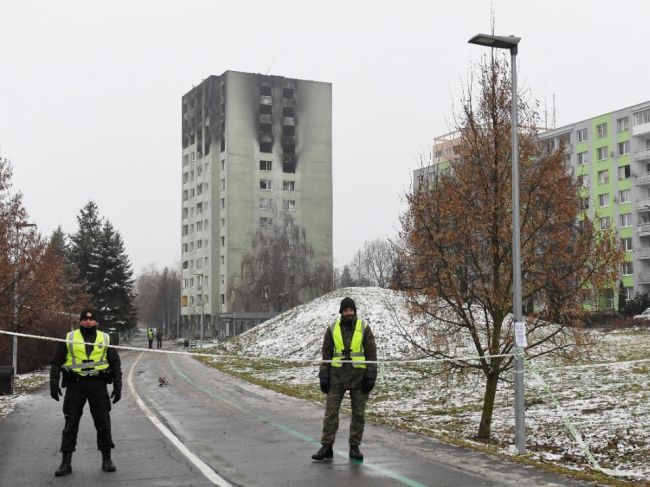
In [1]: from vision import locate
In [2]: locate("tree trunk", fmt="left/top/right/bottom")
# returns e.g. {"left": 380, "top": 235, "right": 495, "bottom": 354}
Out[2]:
{"left": 477, "top": 371, "right": 500, "bottom": 440}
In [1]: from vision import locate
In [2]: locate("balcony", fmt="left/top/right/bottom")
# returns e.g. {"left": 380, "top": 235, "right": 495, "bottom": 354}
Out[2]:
{"left": 638, "top": 273, "right": 650, "bottom": 284}
{"left": 259, "top": 95, "right": 272, "bottom": 105}
{"left": 635, "top": 199, "right": 650, "bottom": 211}
{"left": 282, "top": 116, "right": 295, "bottom": 127}
{"left": 638, "top": 223, "right": 650, "bottom": 236}
{"left": 259, "top": 113, "right": 272, "bottom": 124}
{"left": 283, "top": 97, "right": 295, "bottom": 108}
{"left": 636, "top": 248, "right": 650, "bottom": 260}
{"left": 633, "top": 122, "right": 650, "bottom": 137}
{"left": 635, "top": 174, "right": 650, "bottom": 186}
{"left": 634, "top": 149, "right": 650, "bottom": 162}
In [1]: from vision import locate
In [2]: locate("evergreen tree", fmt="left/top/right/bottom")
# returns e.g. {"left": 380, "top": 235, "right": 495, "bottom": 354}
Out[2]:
{"left": 92, "top": 221, "right": 136, "bottom": 332}
{"left": 339, "top": 265, "right": 356, "bottom": 288}
{"left": 68, "top": 201, "right": 102, "bottom": 287}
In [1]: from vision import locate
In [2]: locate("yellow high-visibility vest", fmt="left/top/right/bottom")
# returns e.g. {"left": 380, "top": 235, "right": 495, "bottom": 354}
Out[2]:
{"left": 63, "top": 329, "right": 110, "bottom": 376}
{"left": 331, "top": 318, "right": 366, "bottom": 369}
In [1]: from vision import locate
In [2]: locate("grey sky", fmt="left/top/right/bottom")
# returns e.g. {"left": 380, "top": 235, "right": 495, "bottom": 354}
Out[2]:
{"left": 1, "top": 0, "right": 648, "bottom": 274}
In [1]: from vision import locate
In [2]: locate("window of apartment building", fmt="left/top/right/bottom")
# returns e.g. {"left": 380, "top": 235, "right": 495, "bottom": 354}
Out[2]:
{"left": 220, "top": 256, "right": 225, "bottom": 266}
{"left": 623, "top": 261, "right": 634, "bottom": 276}
{"left": 577, "top": 128, "right": 588, "bottom": 142}
{"left": 221, "top": 198, "right": 225, "bottom": 209}
{"left": 182, "top": 225, "right": 188, "bottom": 236}
{"left": 190, "top": 223, "right": 195, "bottom": 234}
{"left": 621, "top": 237, "right": 633, "bottom": 252}
{"left": 597, "top": 146, "right": 609, "bottom": 161}
{"left": 619, "top": 212, "right": 632, "bottom": 227}
{"left": 220, "top": 274, "right": 225, "bottom": 285}
{"left": 190, "top": 170, "right": 194, "bottom": 182}
{"left": 260, "top": 142, "right": 273, "bottom": 153}
{"left": 183, "top": 190, "right": 188, "bottom": 201}
{"left": 221, "top": 218, "right": 225, "bottom": 227}
{"left": 204, "top": 162, "right": 209, "bottom": 175}
{"left": 183, "top": 278, "right": 188, "bottom": 288}
{"left": 221, "top": 236, "right": 225, "bottom": 247}
{"left": 625, "top": 287, "right": 633, "bottom": 301}
{"left": 617, "top": 117, "right": 629, "bottom": 132}
{"left": 283, "top": 180, "right": 295, "bottom": 191}
{"left": 577, "top": 151, "right": 588, "bottom": 165}
{"left": 283, "top": 199, "right": 296, "bottom": 211}
{"left": 283, "top": 87, "right": 295, "bottom": 98}
{"left": 221, "top": 179, "right": 226, "bottom": 190}
{"left": 596, "top": 123, "right": 608, "bottom": 138}
{"left": 182, "top": 243, "right": 188, "bottom": 252}
{"left": 260, "top": 217, "right": 272, "bottom": 227}
{"left": 283, "top": 106, "right": 295, "bottom": 117}
{"left": 260, "top": 179, "right": 272, "bottom": 190}
{"left": 618, "top": 141, "right": 630, "bottom": 156}
{"left": 580, "top": 196, "right": 590, "bottom": 210}
{"left": 220, "top": 294, "right": 225, "bottom": 305}
{"left": 190, "top": 188, "right": 195, "bottom": 198}
{"left": 221, "top": 159, "right": 225, "bottom": 171}
{"left": 197, "top": 221, "right": 202, "bottom": 231}
{"left": 260, "top": 85, "right": 272, "bottom": 96}
{"left": 260, "top": 103, "right": 272, "bottom": 115}
{"left": 597, "top": 170, "right": 609, "bottom": 184}
{"left": 577, "top": 175, "right": 589, "bottom": 188}
{"left": 259, "top": 197, "right": 269, "bottom": 210}
{"left": 260, "top": 160, "right": 272, "bottom": 171}
{"left": 634, "top": 109, "right": 650, "bottom": 126}
{"left": 182, "top": 260, "right": 188, "bottom": 269}
{"left": 197, "top": 183, "right": 203, "bottom": 196}
{"left": 598, "top": 193, "right": 609, "bottom": 207}
{"left": 183, "top": 172, "right": 189, "bottom": 184}
{"left": 618, "top": 165, "right": 631, "bottom": 180}
{"left": 191, "top": 152, "right": 195, "bottom": 162}
{"left": 196, "top": 202, "right": 203, "bottom": 214}
{"left": 197, "top": 239, "right": 203, "bottom": 249}
{"left": 619, "top": 190, "right": 631, "bottom": 204}
{"left": 189, "top": 242, "right": 194, "bottom": 251}
{"left": 600, "top": 216, "right": 610, "bottom": 229}
{"left": 197, "top": 165, "right": 203, "bottom": 177}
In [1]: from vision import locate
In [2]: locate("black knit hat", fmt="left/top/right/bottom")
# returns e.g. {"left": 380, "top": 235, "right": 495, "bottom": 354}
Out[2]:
{"left": 339, "top": 297, "right": 356, "bottom": 314}
{"left": 79, "top": 309, "right": 95, "bottom": 321}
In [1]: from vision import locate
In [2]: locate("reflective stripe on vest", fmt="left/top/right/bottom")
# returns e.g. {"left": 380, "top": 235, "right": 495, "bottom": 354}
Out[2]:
{"left": 63, "top": 329, "right": 110, "bottom": 376}
{"left": 330, "top": 318, "right": 366, "bottom": 369}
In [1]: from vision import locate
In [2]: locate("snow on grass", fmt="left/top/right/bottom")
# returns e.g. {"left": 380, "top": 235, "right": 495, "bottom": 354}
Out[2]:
{"left": 0, "top": 371, "right": 48, "bottom": 421}
{"left": 206, "top": 288, "right": 650, "bottom": 483}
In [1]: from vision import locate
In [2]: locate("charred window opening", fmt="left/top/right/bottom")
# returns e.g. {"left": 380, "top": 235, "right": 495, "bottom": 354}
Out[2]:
{"left": 260, "top": 122, "right": 272, "bottom": 135}
{"left": 282, "top": 143, "right": 295, "bottom": 155}
{"left": 282, "top": 106, "right": 294, "bottom": 117}
{"left": 260, "top": 141, "right": 273, "bottom": 153}
{"left": 282, "top": 125, "right": 295, "bottom": 136}
{"left": 282, "top": 87, "right": 294, "bottom": 98}
{"left": 260, "top": 85, "right": 272, "bottom": 96}
{"left": 260, "top": 103, "right": 272, "bottom": 115}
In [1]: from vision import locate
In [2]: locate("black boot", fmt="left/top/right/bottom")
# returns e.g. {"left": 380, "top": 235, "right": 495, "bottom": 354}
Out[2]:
{"left": 101, "top": 449, "right": 116, "bottom": 472}
{"left": 55, "top": 452, "right": 72, "bottom": 476}
{"left": 349, "top": 445, "right": 364, "bottom": 461}
{"left": 311, "top": 445, "right": 333, "bottom": 461}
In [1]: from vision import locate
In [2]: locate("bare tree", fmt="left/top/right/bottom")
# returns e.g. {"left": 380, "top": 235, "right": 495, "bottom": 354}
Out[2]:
{"left": 231, "top": 215, "right": 333, "bottom": 312}
{"left": 398, "top": 55, "right": 623, "bottom": 440}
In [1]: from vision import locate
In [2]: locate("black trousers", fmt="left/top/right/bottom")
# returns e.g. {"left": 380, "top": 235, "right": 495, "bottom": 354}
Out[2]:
{"left": 60, "top": 378, "right": 114, "bottom": 453}
{"left": 148, "top": 339, "right": 153, "bottom": 349}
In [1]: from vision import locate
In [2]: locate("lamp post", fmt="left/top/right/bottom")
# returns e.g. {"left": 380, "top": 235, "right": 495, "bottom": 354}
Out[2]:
{"left": 12, "top": 222, "right": 37, "bottom": 392}
{"left": 468, "top": 33, "right": 526, "bottom": 455}
{"left": 194, "top": 272, "right": 204, "bottom": 348}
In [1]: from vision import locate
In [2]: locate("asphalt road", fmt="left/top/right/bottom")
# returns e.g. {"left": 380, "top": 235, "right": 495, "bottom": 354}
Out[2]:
{"left": 0, "top": 337, "right": 596, "bottom": 487}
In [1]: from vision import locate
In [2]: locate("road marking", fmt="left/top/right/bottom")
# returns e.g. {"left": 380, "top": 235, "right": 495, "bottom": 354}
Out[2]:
{"left": 169, "top": 355, "right": 428, "bottom": 487}
{"left": 127, "top": 352, "right": 231, "bottom": 487}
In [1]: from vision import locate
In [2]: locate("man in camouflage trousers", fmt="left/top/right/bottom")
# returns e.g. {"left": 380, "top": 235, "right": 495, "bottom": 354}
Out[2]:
{"left": 311, "top": 297, "right": 377, "bottom": 462}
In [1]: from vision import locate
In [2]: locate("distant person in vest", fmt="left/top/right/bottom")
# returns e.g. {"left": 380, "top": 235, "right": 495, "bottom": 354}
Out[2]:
{"left": 312, "top": 297, "right": 377, "bottom": 462}
{"left": 49, "top": 308, "right": 122, "bottom": 477}
{"left": 156, "top": 328, "right": 163, "bottom": 349}
{"left": 147, "top": 328, "right": 154, "bottom": 348}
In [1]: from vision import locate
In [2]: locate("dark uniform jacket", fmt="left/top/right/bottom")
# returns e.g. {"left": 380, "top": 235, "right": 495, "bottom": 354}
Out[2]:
{"left": 50, "top": 326, "right": 122, "bottom": 387}
{"left": 318, "top": 316, "right": 377, "bottom": 389}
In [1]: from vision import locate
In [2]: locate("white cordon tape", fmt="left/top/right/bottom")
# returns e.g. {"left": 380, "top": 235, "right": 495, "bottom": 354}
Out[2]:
{"left": 0, "top": 329, "right": 514, "bottom": 365}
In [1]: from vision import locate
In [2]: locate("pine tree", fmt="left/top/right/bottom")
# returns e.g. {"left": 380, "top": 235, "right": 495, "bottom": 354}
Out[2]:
{"left": 92, "top": 221, "right": 136, "bottom": 332}
{"left": 68, "top": 201, "right": 102, "bottom": 288}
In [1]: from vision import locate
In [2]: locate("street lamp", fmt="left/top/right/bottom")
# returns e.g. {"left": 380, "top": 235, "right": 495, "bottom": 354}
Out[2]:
{"left": 12, "top": 222, "right": 37, "bottom": 392}
{"left": 194, "top": 272, "right": 204, "bottom": 349}
{"left": 468, "top": 33, "right": 526, "bottom": 455}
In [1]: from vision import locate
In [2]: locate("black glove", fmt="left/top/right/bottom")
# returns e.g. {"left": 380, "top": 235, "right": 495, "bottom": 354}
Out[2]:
{"left": 111, "top": 383, "right": 122, "bottom": 404}
{"left": 361, "top": 378, "right": 375, "bottom": 394}
{"left": 50, "top": 384, "right": 62, "bottom": 401}
{"left": 319, "top": 378, "right": 330, "bottom": 394}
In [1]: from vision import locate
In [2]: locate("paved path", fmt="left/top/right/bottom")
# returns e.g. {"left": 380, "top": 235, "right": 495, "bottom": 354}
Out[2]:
{"left": 0, "top": 338, "right": 598, "bottom": 486}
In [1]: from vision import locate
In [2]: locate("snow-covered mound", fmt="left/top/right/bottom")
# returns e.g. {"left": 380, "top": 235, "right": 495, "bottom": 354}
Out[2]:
{"left": 218, "top": 287, "right": 429, "bottom": 360}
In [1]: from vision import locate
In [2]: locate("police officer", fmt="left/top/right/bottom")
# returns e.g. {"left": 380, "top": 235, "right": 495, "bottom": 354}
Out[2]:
{"left": 312, "top": 297, "right": 377, "bottom": 462}
{"left": 147, "top": 328, "right": 154, "bottom": 349}
{"left": 156, "top": 328, "right": 163, "bottom": 349}
{"left": 50, "top": 309, "right": 122, "bottom": 476}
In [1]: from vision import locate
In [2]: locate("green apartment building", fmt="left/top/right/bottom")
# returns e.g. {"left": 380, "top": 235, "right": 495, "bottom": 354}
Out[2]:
{"left": 181, "top": 71, "right": 333, "bottom": 337}
{"left": 415, "top": 101, "right": 650, "bottom": 310}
